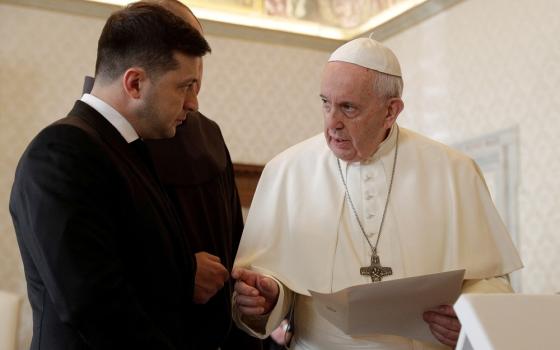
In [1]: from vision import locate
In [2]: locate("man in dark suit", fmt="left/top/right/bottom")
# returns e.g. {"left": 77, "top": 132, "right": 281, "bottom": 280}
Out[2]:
{"left": 135, "top": 1, "right": 262, "bottom": 349}
{"left": 9, "top": 2, "right": 218, "bottom": 349}
{"left": 77, "top": 2, "right": 263, "bottom": 349}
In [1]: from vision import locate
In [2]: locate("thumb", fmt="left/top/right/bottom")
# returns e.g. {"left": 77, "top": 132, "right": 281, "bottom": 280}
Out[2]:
{"left": 232, "top": 267, "right": 258, "bottom": 287}
{"left": 231, "top": 267, "right": 242, "bottom": 279}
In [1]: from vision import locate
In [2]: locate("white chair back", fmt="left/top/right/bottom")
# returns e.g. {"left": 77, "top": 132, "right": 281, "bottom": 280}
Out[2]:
{"left": 0, "top": 290, "right": 22, "bottom": 350}
{"left": 455, "top": 293, "right": 560, "bottom": 350}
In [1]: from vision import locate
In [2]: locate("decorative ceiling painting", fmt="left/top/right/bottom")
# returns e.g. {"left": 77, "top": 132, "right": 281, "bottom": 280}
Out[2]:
{"left": 190, "top": 0, "right": 408, "bottom": 31}
{"left": 184, "top": 0, "right": 431, "bottom": 39}
{"left": 85, "top": 0, "right": 462, "bottom": 41}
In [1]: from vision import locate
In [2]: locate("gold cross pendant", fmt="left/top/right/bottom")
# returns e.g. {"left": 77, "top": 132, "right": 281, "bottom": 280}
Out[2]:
{"left": 360, "top": 253, "right": 392, "bottom": 282}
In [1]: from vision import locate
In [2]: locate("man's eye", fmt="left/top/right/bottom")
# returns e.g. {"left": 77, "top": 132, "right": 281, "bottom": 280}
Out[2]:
{"left": 180, "top": 83, "right": 193, "bottom": 92}
{"left": 342, "top": 104, "right": 355, "bottom": 112}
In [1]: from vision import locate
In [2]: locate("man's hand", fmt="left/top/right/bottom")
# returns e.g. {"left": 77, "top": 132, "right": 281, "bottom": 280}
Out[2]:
{"left": 193, "top": 252, "right": 229, "bottom": 304}
{"left": 423, "top": 305, "right": 461, "bottom": 347}
{"left": 232, "top": 267, "right": 279, "bottom": 315}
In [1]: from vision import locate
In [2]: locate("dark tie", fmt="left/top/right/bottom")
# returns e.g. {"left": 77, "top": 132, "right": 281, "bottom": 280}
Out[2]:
{"left": 130, "top": 138, "right": 158, "bottom": 177}
{"left": 129, "top": 139, "right": 182, "bottom": 228}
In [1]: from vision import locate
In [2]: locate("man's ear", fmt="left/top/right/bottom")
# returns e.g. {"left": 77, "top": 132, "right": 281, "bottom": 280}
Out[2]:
{"left": 384, "top": 98, "right": 404, "bottom": 129}
{"left": 122, "top": 67, "right": 147, "bottom": 99}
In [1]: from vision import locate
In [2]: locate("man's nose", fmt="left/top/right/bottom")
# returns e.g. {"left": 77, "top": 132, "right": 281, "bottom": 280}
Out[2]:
{"left": 184, "top": 89, "right": 199, "bottom": 112}
{"left": 325, "top": 109, "right": 343, "bottom": 129}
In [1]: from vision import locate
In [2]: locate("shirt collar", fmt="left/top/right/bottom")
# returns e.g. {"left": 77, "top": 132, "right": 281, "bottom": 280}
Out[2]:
{"left": 361, "top": 123, "right": 398, "bottom": 165}
{"left": 339, "top": 124, "right": 399, "bottom": 174}
{"left": 80, "top": 93, "right": 139, "bottom": 143}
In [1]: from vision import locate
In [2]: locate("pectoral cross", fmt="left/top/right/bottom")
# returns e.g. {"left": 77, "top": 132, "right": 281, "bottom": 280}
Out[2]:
{"left": 360, "top": 252, "right": 392, "bottom": 282}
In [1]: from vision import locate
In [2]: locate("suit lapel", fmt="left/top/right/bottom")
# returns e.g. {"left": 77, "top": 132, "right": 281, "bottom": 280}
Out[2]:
{"left": 61, "top": 101, "right": 190, "bottom": 264}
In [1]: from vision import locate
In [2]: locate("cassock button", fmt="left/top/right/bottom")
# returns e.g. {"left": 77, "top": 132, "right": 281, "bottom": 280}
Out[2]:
{"left": 367, "top": 213, "right": 375, "bottom": 219}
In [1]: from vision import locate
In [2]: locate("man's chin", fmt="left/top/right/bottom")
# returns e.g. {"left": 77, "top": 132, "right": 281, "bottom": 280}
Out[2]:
{"left": 328, "top": 143, "right": 355, "bottom": 161}
{"left": 166, "top": 128, "right": 177, "bottom": 138}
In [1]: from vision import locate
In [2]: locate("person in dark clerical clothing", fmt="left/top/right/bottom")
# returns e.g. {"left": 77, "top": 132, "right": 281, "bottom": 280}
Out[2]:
{"left": 9, "top": 3, "right": 215, "bottom": 349}
{"left": 147, "top": 113, "right": 260, "bottom": 350}
{"left": 120, "top": 1, "right": 263, "bottom": 349}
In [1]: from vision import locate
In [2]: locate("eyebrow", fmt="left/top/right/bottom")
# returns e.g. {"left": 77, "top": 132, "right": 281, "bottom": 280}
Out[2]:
{"left": 178, "top": 78, "right": 197, "bottom": 87}
{"left": 319, "top": 94, "right": 357, "bottom": 106}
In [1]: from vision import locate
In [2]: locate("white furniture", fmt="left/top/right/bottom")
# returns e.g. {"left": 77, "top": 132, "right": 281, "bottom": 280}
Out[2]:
{"left": 455, "top": 293, "right": 560, "bottom": 350}
{"left": 0, "top": 290, "right": 22, "bottom": 350}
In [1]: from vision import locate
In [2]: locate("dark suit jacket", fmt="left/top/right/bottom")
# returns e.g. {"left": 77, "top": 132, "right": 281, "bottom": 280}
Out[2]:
{"left": 147, "top": 114, "right": 261, "bottom": 350}
{"left": 10, "top": 101, "right": 196, "bottom": 349}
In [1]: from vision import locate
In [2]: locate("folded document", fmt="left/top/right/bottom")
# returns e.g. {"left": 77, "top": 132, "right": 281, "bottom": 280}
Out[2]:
{"left": 309, "top": 269, "right": 465, "bottom": 343}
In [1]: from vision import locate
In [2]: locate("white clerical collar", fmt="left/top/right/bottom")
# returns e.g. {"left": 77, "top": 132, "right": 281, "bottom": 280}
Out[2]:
{"left": 339, "top": 124, "right": 398, "bottom": 174}
{"left": 80, "top": 93, "right": 139, "bottom": 143}
{"left": 361, "top": 124, "right": 398, "bottom": 165}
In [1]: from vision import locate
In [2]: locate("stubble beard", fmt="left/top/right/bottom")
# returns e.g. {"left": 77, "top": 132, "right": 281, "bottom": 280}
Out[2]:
{"left": 137, "top": 96, "right": 176, "bottom": 139}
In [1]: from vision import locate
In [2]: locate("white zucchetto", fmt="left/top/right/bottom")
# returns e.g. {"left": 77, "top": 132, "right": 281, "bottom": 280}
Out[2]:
{"left": 328, "top": 37, "right": 402, "bottom": 77}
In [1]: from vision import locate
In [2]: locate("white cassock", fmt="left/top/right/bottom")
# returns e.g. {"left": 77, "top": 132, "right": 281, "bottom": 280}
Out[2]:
{"left": 233, "top": 125, "right": 523, "bottom": 349}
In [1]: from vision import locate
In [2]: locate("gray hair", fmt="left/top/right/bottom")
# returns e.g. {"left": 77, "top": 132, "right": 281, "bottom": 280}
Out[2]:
{"left": 373, "top": 71, "right": 403, "bottom": 100}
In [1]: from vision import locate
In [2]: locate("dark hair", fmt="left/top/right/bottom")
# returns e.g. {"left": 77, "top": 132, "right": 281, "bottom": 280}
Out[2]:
{"left": 95, "top": 1, "right": 210, "bottom": 81}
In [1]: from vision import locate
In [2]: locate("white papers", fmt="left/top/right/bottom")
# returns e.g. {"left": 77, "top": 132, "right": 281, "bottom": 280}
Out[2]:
{"left": 309, "top": 269, "right": 465, "bottom": 343}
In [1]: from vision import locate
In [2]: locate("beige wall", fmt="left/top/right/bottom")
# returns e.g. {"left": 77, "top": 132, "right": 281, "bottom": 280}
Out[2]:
{"left": 1, "top": 0, "right": 560, "bottom": 348}
{"left": 385, "top": 0, "right": 560, "bottom": 295}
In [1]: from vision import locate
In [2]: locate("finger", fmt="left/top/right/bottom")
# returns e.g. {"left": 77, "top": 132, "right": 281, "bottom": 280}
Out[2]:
{"left": 206, "top": 275, "right": 226, "bottom": 291}
{"left": 196, "top": 263, "right": 228, "bottom": 285}
{"left": 237, "top": 305, "right": 265, "bottom": 316}
{"left": 195, "top": 278, "right": 224, "bottom": 297}
{"left": 429, "top": 322, "right": 460, "bottom": 341}
{"left": 195, "top": 251, "right": 211, "bottom": 259}
{"left": 195, "top": 252, "right": 221, "bottom": 264}
{"left": 234, "top": 280, "right": 259, "bottom": 296}
{"left": 232, "top": 267, "right": 256, "bottom": 283}
{"left": 235, "top": 294, "right": 266, "bottom": 308}
{"left": 257, "top": 276, "right": 279, "bottom": 297}
{"left": 205, "top": 253, "right": 221, "bottom": 263}
{"left": 231, "top": 267, "right": 242, "bottom": 279}
{"left": 429, "top": 325, "right": 458, "bottom": 347}
{"left": 423, "top": 311, "right": 461, "bottom": 331}
{"left": 212, "top": 262, "right": 230, "bottom": 281}
{"left": 219, "top": 266, "right": 230, "bottom": 282}
{"left": 435, "top": 304, "right": 457, "bottom": 317}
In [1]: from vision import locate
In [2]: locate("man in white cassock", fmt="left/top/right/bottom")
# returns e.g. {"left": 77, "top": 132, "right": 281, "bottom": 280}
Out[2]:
{"left": 231, "top": 37, "right": 523, "bottom": 349}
